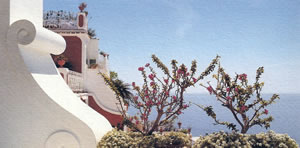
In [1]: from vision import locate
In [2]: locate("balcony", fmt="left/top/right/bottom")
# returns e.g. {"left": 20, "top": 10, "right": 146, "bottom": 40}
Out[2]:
{"left": 58, "top": 68, "right": 83, "bottom": 92}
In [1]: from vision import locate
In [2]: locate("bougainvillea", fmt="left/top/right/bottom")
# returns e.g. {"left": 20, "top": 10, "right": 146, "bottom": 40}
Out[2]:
{"left": 101, "top": 54, "right": 220, "bottom": 135}
{"left": 196, "top": 62, "right": 280, "bottom": 133}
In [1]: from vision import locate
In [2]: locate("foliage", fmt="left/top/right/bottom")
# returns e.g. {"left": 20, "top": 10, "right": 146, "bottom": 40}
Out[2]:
{"left": 98, "top": 129, "right": 192, "bottom": 148}
{"left": 101, "top": 54, "right": 220, "bottom": 136}
{"left": 197, "top": 62, "right": 280, "bottom": 133}
{"left": 193, "top": 131, "right": 298, "bottom": 148}
{"left": 88, "top": 28, "right": 96, "bottom": 38}
{"left": 110, "top": 71, "right": 118, "bottom": 80}
{"left": 113, "top": 79, "right": 133, "bottom": 105}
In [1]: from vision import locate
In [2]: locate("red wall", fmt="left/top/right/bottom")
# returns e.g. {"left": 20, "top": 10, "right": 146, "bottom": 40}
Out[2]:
{"left": 62, "top": 36, "right": 82, "bottom": 73}
{"left": 88, "top": 96, "right": 123, "bottom": 127}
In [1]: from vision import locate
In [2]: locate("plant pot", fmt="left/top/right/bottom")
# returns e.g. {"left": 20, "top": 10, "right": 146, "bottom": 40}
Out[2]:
{"left": 57, "top": 59, "right": 66, "bottom": 67}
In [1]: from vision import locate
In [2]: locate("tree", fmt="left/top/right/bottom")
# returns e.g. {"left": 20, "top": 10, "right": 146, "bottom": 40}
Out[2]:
{"left": 101, "top": 54, "right": 220, "bottom": 136}
{"left": 108, "top": 71, "right": 133, "bottom": 105}
{"left": 197, "top": 62, "right": 280, "bottom": 134}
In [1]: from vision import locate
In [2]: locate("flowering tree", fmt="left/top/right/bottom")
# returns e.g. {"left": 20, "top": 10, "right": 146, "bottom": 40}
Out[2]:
{"left": 101, "top": 55, "right": 220, "bottom": 135}
{"left": 197, "top": 62, "right": 280, "bottom": 134}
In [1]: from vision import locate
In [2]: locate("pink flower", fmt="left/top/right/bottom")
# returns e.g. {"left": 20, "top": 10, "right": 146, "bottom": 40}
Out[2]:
{"left": 177, "top": 69, "right": 183, "bottom": 75}
{"left": 134, "top": 96, "right": 138, "bottom": 101}
{"left": 264, "top": 109, "right": 268, "bottom": 114}
{"left": 157, "top": 101, "right": 161, "bottom": 105}
{"left": 177, "top": 111, "right": 182, "bottom": 115}
{"left": 172, "top": 96, "right": 177, "bottom": 101}
{"left": 192, "top": 77, "right": 197, "bottom": 83}
{"left": 145, "top": 63, "right": 150, "bottom": 67}
{"left": 165, "top": 91, "right": 169, "bottom": 96}
{"left": 186, "top": 72, "right": 190, "bottom": 76}
{"left": 136, "top": 120, "right": 139, "bottom": 124}
{"left": 226, "top": 88, "right": 230, "bottom": 92}
{"left": 132, "top": 82, "right": 136, "bottom": 87}
{"left": 148, "top": 74, "right": 155, "bottom": 80}
{"left": 164, "top": 79, "right": 169, "bottom": 84}
{"left": 138, "top": 67, "right": 144, "bottom": 71}
{"left": 183, "top": 104, "right": 189, "bottom": 109}
{"left": 235, "top": 88, "right": 238, "bottom": 92}
{"left": 226, "top": 96, "right": 232, "bottom": 100}
{"left": 241, "top": 105, "right": 248, "bottom": 112}
{"left": 238, "top": 73, "right": 247, "bottom": 81}
{"left": 150, "top": 81, "right": 155, "bottom": 86}
{"left": 153, "top": 90, "right": 157, "bottom": 94}
{"left": 207, "top": 86, "right": 213, "bottom": 95}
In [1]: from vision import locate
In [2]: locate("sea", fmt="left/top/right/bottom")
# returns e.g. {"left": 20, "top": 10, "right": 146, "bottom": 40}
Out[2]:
{"left": 128, "top": 94, "right": 300, "bottom": 144}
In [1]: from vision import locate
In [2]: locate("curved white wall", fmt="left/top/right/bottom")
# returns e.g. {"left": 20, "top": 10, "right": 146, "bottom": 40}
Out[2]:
{"left": 0, "top": 0, "right": 112, "bottom": 147}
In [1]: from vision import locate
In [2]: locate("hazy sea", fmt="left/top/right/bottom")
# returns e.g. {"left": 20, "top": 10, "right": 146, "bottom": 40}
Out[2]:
{"left": 129, "top": 94, "right": 300, "bottom": 144}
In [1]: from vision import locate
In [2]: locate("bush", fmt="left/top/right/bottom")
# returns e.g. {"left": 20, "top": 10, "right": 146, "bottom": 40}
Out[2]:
{"left": 98, "top": 129, "right": 192, "bottom": 148}
{"left": 97, "top": 129, "right": 133, "bottom": 148}
{"left": 193, "top": 131, "right": 298, "bottom": 148}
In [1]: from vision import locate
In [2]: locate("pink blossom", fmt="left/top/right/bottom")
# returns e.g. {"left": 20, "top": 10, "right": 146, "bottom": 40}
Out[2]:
{"left": 154, "top": 97, "right": 158, "bottom": 101}
{"left": 164, "top": 79, "right": 169, "bottom": 84}
{"left": 136, "top": 120, "right": 139, "bottom": 124}
{"left": 172, "top": 96, "right": 177, "bottom": 101}
{"left": 207, "top": 86, "right": 213, "bottom": 95}
{"left": 226, "top": 96, "right": 232, "bottom": 100}
{"left": 235, "top": 88, "right": 238, "bottom": 92}
{"left": 138, "top": 67, "right": 144, "bottom": 71}
{"left": 153, "top": 90, "right": 157, "bottom": 94}
{"left": 186, "top": 72, "right": 190, "bottom": 76}
{"left": 132, "top": 82, "right": 136, "bottom": 87}
{"left": 178, "top": 111, "right": 182, "bottom": 115}
{"left": 145, "top": 63, "right": 150, "bottom": 67}
{"left": 226, "top": 88, "right": 230, "bottom": 92}
{"left": 264, "top": 109, "right": 269, "bottom": 114}
{"left": 134, "top": 96, "right": 138, "bottom": 101}
{"left": 148, "top": 74, "right": 155, "bottom": 80}
{"left": 177, "top": 69, "right": 183, "bottom": 75}
{"left": 172, "top": 79, "right": 175, "bottom": 83}
{"left": 183, "top": 104, "right": 189, "bottom": 109}
{"left": 165, "top": 91, "right": 169, "bottom": 96}
{"left": 238, "top": 73, "right": 247, "bottom": 81}
{"left": 193, "top": 77, "right": 197, "bottom": 83}
{"left": 150, "top": 81, "right": 155, "bottom": 86}
{"left": 157, "top": 101, "right": 161, "bottom": 105}
{"left": 241, "top": 105, "right": 248, "bottom": 112}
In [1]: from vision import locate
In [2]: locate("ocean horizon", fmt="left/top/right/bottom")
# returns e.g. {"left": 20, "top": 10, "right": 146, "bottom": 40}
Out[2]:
{"left": 129, "top": 93, "right": 300, "bottom": 144}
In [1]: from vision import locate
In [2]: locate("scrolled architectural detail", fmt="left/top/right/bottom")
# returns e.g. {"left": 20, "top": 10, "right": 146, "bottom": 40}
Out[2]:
{"left": 45, "top": 130, "right": 80, "bottom": 148}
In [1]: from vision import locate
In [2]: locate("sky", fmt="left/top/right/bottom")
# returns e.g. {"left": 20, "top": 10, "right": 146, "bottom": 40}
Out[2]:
{"left": 44, "top": 0, "right": 300, "bottom": 94}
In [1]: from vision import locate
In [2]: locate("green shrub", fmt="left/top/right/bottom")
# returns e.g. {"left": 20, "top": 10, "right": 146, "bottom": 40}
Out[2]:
{"left": 248, "top": 131, "right": 298, "bottom": 148}
{"left": 98, "top": 129, "right": 192, "bottom": 148}
{"left": 193, "top": 131, "right": 298, "bottom": 148}
{"left": 97, "top": 129, "right": 133, "bottom": 148}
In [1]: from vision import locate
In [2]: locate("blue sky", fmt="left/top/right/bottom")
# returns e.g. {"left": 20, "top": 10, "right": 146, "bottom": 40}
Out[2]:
{"left": 44, "top": 0, "right": 300, "bottom": 94}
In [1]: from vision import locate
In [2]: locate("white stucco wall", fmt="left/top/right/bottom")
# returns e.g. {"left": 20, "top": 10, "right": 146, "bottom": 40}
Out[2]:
{"left": 0, "top": 0, "right": 112, "bottom": 147}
